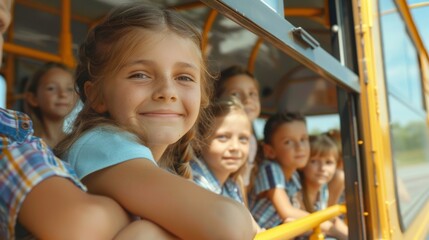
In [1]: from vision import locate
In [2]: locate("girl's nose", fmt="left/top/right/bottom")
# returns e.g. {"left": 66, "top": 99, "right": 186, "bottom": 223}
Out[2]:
{"left": 229, "top": 138, "right": 240, "bottom": 151}
{"left": 152, "top": 77, "right": 178, "bottom": 102}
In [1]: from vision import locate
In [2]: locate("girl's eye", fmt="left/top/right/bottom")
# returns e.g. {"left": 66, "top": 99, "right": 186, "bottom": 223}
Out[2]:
{"left": 230, "top": 91, "right": 241, "bottom": 97}
{"left": 67, "top": 87, "right": 74, "bottom": 92}
{"left": 284, "top": 140, "right": 294, "bottom": 146}
{"left": 129, "top": 73, "right": 149, "bottom": 79}
{"left": 177, "top": 75, "right": 195, "bottom": 82}
{"left": 326, "top": 160, "right": 336, "bottom": 165}
{"left": 301, "top": 137, "right": 309, "bottom": 145}
{"left": 249, "top": 91, "right": 259, "bottom": 98}
{"left": 239, "top": 135, "right": 250, "bottom": 143}
{"left": 46, "top": 86, "right": 56, "bottom": 91}
{"left": 216, "top": 135, "right": 228, "bottom": 142}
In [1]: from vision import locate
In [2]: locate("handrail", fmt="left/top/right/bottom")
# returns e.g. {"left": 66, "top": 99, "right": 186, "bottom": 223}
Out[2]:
{"left": 254, "top": 204, "right": 346, "bottom": 240}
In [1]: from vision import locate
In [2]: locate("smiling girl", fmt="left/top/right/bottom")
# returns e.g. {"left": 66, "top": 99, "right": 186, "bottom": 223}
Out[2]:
{"left": 25, "top": 62, "right": 77, "bottom": 147}
{"left": 191, "top": 97, "right": 251, "bottom": 204}
{"left": 55, "top": 3, "right": 255, "bottom": 239}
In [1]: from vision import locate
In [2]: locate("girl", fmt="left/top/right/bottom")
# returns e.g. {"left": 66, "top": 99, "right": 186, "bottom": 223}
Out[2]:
{"left": 214, "top": 65, "right": 261, "bottom": 186}
{"left": 55, "top": 3, "right": 255, "bottom": 240}
{"left": 324, "top": 129, "right": 346, "bottom": 206}
{"left": 248, "top": 111, "right": 311, "bottom": 229}
{"left": 191, "top": 97, "right": 251, "bottom": 204}
{"left": 297, "top": 134, "right": 348, "bottom": 239}
{"left": 25, "top": 62, "right": 77, "bottom": 147}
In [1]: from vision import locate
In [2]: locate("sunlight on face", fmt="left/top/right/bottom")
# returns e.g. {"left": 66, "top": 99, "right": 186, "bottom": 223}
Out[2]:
{"left": 202, "top": 110, "right": 251, "bottom": 183}
{"left": 94, "top": 31, "right": 202, "bottom": 160}
{"left": 265, "top": 121, "right": 310, "bottom": 171}
{"left": 303, "top": 152, "right": 337, "bottom": 186}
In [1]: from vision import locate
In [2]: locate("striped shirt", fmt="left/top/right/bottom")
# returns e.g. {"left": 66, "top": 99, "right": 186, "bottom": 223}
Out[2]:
{"left": 190, "top": 158, "right": 244, "bottom": 204}
{"left": 248, "top": 159, "right": 302, "bottom": 229}
{"left": 0, "top": 108, "right": 84, "bottom": 240}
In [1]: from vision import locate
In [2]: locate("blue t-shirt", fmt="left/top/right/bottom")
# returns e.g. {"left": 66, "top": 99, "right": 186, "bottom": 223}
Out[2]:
{"left": 248, "top": 159, "right": 302, "bottom": 229}
{"left": 190, "top": 158, "right": 244, "bottom": 204}
{"left": 64, "top": 126, "right": 155, "bottom": 179}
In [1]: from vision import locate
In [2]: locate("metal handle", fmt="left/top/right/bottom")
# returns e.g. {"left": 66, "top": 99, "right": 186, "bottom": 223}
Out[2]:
{"left": 292, "top": 27, "right": 320, "bottom": 49}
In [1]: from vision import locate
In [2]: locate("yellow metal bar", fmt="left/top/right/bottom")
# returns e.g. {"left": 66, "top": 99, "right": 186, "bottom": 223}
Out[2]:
{"left": 248, "top": 38, "right": 263, "bottom": 73}
{"left": 395, "top": 0, "right": 429, "bottom": 61}
{"left": 15, "top": 0, "right": 92, "bottom": 24}
{"left": 254, "top": 205, "right": 346, "bottom": 240}
{"left": 202, "top": 10, "right": 217, "bottom": 55}
{"left": 59, "top": 0, "right": 74, "bottom": 68}
{"left": 352, "top": 0, "right": 396, "bottom": 238}
{"left": 3, "top": 42, "right": 62, "bottom": 63}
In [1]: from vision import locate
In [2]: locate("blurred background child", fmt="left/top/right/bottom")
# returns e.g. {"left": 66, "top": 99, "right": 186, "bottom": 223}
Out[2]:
{"left": 25, "top": 62, "right": 77, "bottom": 147}
{"left": 324, "top": 129, "right": 346, "bottom": 206}
{"left": 297, "top": 134, "right": 348, "bottom": 239}
{"left": 214, "top": 65, "right": 261, "bottom": 187}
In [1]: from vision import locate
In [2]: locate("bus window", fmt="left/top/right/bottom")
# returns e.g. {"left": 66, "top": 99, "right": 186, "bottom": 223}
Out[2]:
{"left": 379, "top": 0, "right": 429, "bottom": 229}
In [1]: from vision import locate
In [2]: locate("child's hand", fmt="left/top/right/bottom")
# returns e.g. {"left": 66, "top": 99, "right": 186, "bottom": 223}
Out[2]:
{"left": 283, "top": 217, "right": 296, "bottom": 223}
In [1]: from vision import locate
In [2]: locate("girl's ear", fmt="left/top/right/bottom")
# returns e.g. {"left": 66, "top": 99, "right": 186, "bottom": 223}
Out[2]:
{"left": 25, "top": 92, "right": 39, "bottom": 107}
{"left": 84, "top": 81, "right": 107, "bottom": 113}
{"left": 263, "top": 143, "right": 276, "bottom": 159}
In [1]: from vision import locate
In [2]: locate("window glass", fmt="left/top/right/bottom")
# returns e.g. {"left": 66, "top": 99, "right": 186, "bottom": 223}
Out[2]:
{"left": 409, "top": 5, "right": 429, "bottom": 52}
{"left": 379, "top": 0, "right": 429, "bottom": 228}
{"left": 380, "top": 8, "right": 423, "bottom": 110}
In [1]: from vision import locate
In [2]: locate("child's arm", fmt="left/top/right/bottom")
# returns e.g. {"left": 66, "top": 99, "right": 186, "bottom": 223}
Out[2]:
{"left": 326, "top": 217, "right": 348, "bottom": 240}
{"left": 18, "top": 176, "right": 130, "bottom": 240}
{"left": 327, "top": 169, "right": 345, "bottom": 206}
{"left": 114, "top": 220, "right": 179, "bottom": 240}
{"left": 266, "top": 188, "right": 309, "bottom": 220}
{"left": 83, "top": 159, "right": 257, "bottom": 240}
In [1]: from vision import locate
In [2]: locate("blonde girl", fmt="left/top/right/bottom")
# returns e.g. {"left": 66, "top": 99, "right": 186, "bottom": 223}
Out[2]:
{"left": 55, "top": 3, "right": 255, "bottom": 239}
{"left": 298, "top": 134, "right": 348, "bottom": 239}
{"left": 191, "top": 97, "right": 251, "bottom": 204}
{"left": 25, "top": 62, "right": 77, "bottom": 147}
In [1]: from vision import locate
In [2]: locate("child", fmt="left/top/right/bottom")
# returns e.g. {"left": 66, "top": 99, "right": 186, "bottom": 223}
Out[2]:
{"left": 248, "top": 111, "right": 311, "bottom": 229}
{"left": 191, "top": 97, "right": 251, "bottom": 204}
{"left": 0, "top": 2, "right": 173, "bottom": 239}
{"left": 25, "top": 62, "right": 77, "bottom": 147}
{"left": 55, "top": 3, "right": 255, "bottom": 239}
{"left": 297, "top": 134, "right": 348, "bottom": 239}
{"left": 214, "top": 65, "right": 261, "bottom": 186}
{"left": 324, "top": 129, "right": 346, "bottom": 206}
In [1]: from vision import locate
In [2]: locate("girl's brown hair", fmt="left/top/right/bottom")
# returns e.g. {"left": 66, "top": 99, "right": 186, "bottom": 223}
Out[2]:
{"left": 300, "top": 134, "right": 339, "bottom": 213}
{"left": 55, "top": 3, "right": 213, "bottom": 179}
{"left": 25, "top": 62, "right": 73, "bottom": 137}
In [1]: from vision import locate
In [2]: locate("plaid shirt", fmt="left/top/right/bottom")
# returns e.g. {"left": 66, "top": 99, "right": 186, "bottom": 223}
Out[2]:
{"left": 190, "top": 158, "right": 244, "bottom": 204}
{"left": 248, "top": 159, "right": 302, "bottom": 229}
{"left": 0, "top": 108, "right": 84, "bottom": 240}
